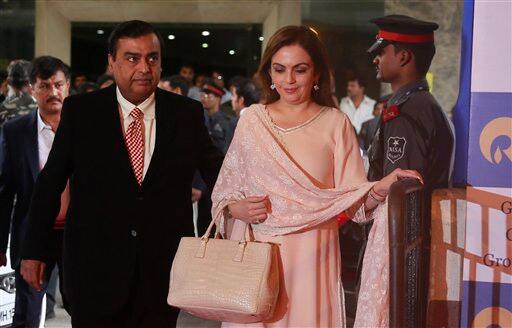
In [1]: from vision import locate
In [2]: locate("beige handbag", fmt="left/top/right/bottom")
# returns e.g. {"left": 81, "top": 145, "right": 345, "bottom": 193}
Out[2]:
{"left": 167, "top": 215, "right": 280, "bottom": 323}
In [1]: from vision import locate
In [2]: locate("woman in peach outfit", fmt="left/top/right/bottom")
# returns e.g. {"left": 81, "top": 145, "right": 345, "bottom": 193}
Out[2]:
{"left": 211, "top": 26, "right": 422, "bottom": 327}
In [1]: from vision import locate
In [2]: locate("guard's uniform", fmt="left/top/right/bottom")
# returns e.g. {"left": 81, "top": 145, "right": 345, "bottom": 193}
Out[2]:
{"left": 367, "top": 79, "right": 453, "bottom": 192}
{"left": 356, "top": 16, "right": 455, "bottom": 282}
{"left": 366, "top": 15, "right": 454, "bottom": 193}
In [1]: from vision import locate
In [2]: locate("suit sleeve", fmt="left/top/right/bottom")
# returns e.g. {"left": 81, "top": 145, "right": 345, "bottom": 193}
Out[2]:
{"left": 192, "top": 102, "right": 224, "bottom": 193}
{"left": 21, "top": 98, "right": 75, "bottom": 261}
{"left": 0, "top": 127, "right": 16, "bottom": 254}
{"left": 382, "top": 112, "right": 429, "bottom": 177}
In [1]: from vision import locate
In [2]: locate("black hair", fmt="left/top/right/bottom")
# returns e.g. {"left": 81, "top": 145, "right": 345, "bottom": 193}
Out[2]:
{"left": 163, "top": 75, "right": 189, "bottom": 96}
{"left": 30, "top": 56, "right": 70, "bottom": 85}
{"left": 232, "top": 78, "right": 260, "bottom": 107}
{"left": 108, "top": 20, "right": 165, "bottom": 58}
{"left": 180, "top": 64, "right": 194, "bottom": 70}
{"left": 97, "top": 74, "right": 114, "bottom": 87}
{"left": 77, "top": 82, "right": 99, "bottom": 94}
{"left": 393, "top": 42, "right": 436, "bottom": 76}
{"left": 347, "top": 76, "right": 367, "bottom": 89}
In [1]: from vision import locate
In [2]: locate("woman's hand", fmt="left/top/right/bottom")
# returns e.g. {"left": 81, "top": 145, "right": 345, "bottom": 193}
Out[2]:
{"left": 227, "top": 196, "right": 271, "bottom": 224}
{"left": 373, "top": 168, "right": 424, "bottom": 197}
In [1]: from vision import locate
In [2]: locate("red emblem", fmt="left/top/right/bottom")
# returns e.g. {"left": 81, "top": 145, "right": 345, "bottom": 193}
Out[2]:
{"left": 382, "top": 105, "right": 400, "bottom": 123}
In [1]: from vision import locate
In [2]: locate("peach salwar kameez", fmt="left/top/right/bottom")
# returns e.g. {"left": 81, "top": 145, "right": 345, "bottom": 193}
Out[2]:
{"left": 211, "top": 104, "right": 389, "bottom": 327}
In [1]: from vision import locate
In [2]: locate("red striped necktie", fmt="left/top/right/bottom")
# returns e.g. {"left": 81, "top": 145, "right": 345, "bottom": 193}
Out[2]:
{"left": 125, "top": 107, "right": 144, "bottom": 185}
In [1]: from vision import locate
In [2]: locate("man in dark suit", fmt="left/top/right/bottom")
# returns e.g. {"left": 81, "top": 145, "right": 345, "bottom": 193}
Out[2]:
{"left": 0, "top": 56, "right": 71, "bottom": 327}
{"left": 358, "top": 96, "right": 388, "bottom": 152}
{"left": 20, "top": 20, "right": 223, "bottom": 327}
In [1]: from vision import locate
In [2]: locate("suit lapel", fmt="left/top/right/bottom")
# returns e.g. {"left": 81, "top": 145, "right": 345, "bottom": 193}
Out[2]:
{"left": 142, "top": 88, "right": 176, "bottom": 188}
{"left": 24, "top": 111, "right": 39, "bottom": 181}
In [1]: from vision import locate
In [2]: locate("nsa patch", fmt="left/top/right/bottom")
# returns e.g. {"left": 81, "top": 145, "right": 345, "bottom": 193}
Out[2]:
{"left": 386, "top": 137, "right": 406, "bottom": 163}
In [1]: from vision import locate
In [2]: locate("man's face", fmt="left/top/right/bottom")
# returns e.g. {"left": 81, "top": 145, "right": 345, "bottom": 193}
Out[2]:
{"left": 373, "top": 102, "right": 385, "bottom": 116}
{"left": 108, "top": 33, "right": 161, "bottom": 105}
{"left": 200, "top": 91, "right": 220, "bottom": 110}
{"left": 74, "top": 75, "right": 86, "bottom": 89}
{"left": 230, "top": 86, "right": 244, "bottom": 112}
{"left": 195, "top": 75, "right": 205, "bottom": 87}
{"left": 179, "top": 67, "right": 194, "bottom": 83}
{"left": 346, "top": 80, "right": 364, "bottom": 98}
{"left": 372, "top": 44, "right": 401, "bottom": 82}
{"left": 32, "top": 71, "right": 70, "bottom": 115}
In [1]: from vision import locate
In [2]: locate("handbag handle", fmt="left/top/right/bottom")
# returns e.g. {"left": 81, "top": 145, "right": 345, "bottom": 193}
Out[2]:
{"left": 201, "top": 206, "right": 253, "bottom": 242}
{"left": 197, "top": 207, "right": 252, "bottom": 262}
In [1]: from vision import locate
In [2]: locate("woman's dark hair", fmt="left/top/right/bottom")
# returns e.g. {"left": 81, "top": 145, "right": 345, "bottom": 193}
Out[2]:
{"left": 30, "top": 56, "right": 70, "bottom": 85}
{"left": 257, "top": 25, "right": 335, "bottom": 107}
{"left": 108, "top": 20, "right": 165, "bottom": 58}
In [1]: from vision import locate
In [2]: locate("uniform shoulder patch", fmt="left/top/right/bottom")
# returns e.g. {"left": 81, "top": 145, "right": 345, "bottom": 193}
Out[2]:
{"left": 382, "top": 105, "right": 400, "bottom": 123}
{"left": 386, "top": 136, "right": 406, "bottom": 163}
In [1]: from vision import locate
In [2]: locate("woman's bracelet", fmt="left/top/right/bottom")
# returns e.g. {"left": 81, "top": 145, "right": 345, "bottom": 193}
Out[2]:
{"left": 368, "top": 191, "right": 382, "bottom": 203}
{"left": 371, "top": 186, "right": 387, "bottom": 199}
{"left": 368, "top": 188, "right": 386, "bottom": 203}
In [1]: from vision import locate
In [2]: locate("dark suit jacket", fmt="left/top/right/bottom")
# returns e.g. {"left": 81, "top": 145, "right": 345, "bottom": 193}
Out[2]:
{"left": 21, "top": 85, "right": 223, "bottom": 319}
{"left": 0, "top": 111, "right": 41, "bottom": 269}
{"left": 359, "top": 116, "right": 380, "bottom": 152}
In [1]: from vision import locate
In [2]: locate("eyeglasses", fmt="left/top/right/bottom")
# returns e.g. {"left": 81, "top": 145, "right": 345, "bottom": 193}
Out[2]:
{"left": 200, "top": 92, "right": 218, "bottom": 99}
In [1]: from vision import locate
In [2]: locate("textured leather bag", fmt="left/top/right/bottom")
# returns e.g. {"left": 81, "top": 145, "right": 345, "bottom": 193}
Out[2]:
{"left": 167, "top": 216, "right": 280, "bottom": 323}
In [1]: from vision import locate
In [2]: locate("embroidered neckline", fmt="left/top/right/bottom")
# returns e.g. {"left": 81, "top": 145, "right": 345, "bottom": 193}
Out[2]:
{"left": 262, "top": 105, "right": 327, "bottom": 134}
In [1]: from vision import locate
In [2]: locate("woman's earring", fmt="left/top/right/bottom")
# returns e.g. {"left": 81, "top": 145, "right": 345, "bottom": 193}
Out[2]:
{"left": 313, "top": 83, "right": 320, "bottom": 91}
{"left": 270, "top": 83, "right": 276, "bottom": 90}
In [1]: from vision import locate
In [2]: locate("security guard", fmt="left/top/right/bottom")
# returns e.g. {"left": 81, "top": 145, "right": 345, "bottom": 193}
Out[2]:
{"left": 367, "top": 15, "right": 454, "bottom": 194}
{"left": 353, "top": 15, "right": 454, "bottom": 308}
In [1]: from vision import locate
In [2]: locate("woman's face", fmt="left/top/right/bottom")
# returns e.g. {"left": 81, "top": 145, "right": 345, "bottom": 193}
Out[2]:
{"left": 269, "top": 44, "right": 318, "bottom": 105}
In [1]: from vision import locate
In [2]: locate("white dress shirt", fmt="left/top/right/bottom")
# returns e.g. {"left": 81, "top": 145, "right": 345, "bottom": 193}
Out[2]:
{"left": 339, "top": 95, "right": 376, "bottom": 134}
{"left": 37, "top": 111, "right": 55, "bottom": 170}
{"left": 116, "top": 87, "right": 156, "bottom": 178}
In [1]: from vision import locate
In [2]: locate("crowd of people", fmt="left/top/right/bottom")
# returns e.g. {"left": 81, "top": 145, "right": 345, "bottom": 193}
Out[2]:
{"left": 0, "top": 14, "right": 452, "bottom": 328}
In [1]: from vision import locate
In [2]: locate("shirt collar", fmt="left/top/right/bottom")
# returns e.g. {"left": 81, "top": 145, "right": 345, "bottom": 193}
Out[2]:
{"left": 389, "top": 79, "right": 429, "bottom": 106}
{"left": 116, "top": 86, "right": 155, "bottom": 120}
{"left": 37, "top": 110, "right": 53, "bottom": 133}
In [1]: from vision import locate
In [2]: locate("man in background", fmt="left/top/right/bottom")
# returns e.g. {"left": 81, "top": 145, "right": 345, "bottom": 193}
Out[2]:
{"left": 179, "top": 64, "right": 194, "bottom": 87}
{"left": 0, "top": 56, "right": 71, "bottom": 327}
{"left": 230, "top": 77, "right": 260, "bottom": 119}
{"left": 359, "top": 95, "right": 389, "bottom": 152}
{"left": 339, "top": 76, "right": 376, "bottom": 134}
{"left": 159, "top": 75, "right": 189, "bottom": 96}
{"left": 0, "top": 60, "right": 37, "bottom": 127}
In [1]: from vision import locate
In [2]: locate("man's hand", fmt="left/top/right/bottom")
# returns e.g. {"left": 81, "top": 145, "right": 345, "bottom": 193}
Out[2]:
{"left": 21, "top": 259, "right": 46, "bottom": 291}
{"left": 0, "top": 253, "right": 6, "bottom": 267}
{"left": 191, "top": 188, "right": 202, "bottom": 202}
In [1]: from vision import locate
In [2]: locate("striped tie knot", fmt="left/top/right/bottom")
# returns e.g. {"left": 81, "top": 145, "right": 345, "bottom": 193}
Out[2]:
{"left": 130, "top": 107, "right": 144, "bottom": 121}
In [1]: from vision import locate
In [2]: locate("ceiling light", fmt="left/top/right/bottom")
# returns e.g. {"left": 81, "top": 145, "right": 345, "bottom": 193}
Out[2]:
{"left": 202, "top": 31, "right": 210, "bottom": 36}
{"left": 259, "top": 36, "right": 264, "bottom": 42}
{"left": 228, "top": 50, "right": 235, "bottom": 55}
{"left": 168, "top": 34, "right": 175, "bottom": 40}
{"left": 202, "top": 43, "right": 209, "bottom": 48}
{"left": 97, "top": 29, "right": 104, "bottom": 35}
